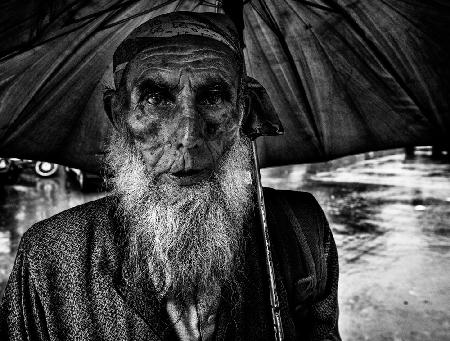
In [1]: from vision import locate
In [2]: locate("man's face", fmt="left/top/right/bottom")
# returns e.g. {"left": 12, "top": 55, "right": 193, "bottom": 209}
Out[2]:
{"left": 116, "top": 36, "right": 242, "bottom": 186}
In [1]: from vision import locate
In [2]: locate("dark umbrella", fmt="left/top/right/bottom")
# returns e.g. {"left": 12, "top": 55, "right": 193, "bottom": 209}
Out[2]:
{"left": 0, "top": 0, "right": 449, "bottom": 172}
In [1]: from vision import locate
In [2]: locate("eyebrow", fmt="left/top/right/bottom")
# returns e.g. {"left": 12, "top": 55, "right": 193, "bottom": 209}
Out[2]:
{"left": 194, "top": 76, "right": 233, "bottom": 96}
{"left": 136, "top": 77, "right": 174, "bottom": 91}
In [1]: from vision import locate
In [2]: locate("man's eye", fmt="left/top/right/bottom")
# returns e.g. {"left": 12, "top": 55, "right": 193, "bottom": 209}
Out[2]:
{"left": 198, "top": 91, "right": 224, "bottom": 106}
{"left": 144, "top": 92, "right": 170, "bottom": 106}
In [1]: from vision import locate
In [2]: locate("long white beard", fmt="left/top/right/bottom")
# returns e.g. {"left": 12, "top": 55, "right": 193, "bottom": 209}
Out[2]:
{"left": 106, "top": 132, "right": 254, "bottom": 301}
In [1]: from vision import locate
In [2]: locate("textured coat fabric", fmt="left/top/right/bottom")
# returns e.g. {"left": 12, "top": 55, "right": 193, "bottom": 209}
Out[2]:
{"left": 0, "top": 188, "right": 340, "bottom": 340}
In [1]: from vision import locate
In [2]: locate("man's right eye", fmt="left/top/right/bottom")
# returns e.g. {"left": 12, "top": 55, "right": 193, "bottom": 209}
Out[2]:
{"left": 144, "top": 92, "right": 171, "bottom": 106}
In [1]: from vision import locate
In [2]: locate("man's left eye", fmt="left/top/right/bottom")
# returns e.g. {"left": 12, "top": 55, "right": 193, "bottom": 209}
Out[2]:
{"left": 198, "top": 90, "right": 224, "bottom": 106}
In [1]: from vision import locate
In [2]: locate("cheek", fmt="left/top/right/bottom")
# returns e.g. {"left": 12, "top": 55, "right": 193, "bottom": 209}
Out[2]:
{"left": 203, "top": 108, "right": 241, "bottom": 163}
{"left": 202, "top": 107, "right": 241, "bottom": 141}
{"left": 127, "top": 110, "right": 188, "bottom": 174}
{"left": 125, "top": 109, "right": 166, "bottom": 144}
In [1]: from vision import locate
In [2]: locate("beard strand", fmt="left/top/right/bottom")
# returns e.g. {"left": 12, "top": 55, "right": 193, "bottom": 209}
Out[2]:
{"left": 106, "top": 131, "right": 254, "bottom": 302}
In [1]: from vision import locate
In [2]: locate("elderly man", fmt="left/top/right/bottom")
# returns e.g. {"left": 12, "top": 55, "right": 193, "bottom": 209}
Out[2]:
{"left": 1, "top": 12, "right": 340, "bottom": 341}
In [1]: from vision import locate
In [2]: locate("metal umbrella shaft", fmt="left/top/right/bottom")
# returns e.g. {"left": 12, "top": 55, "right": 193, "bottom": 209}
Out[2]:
{"left": 252, "top": 140, "right": 284, "bottom": 341}
{"left": 214, "top": 4, "right": 283, "bottom": 338}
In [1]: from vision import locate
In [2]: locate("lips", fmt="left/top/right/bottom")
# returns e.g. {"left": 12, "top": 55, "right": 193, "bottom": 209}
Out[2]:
{"left": 172, "top": 169, "right": 203, "bottom": 177}
{"left": 167, "top": 168, "right": 212, "bottom": 185}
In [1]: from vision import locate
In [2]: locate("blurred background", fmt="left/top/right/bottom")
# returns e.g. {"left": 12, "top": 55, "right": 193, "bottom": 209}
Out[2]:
{"left": 1, "top": 146, "right": 449, "bottom": 340}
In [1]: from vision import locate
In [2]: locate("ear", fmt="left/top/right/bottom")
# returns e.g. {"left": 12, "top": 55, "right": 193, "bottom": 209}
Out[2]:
{"left": 241, "top": 76, "right": 284, "bottom": 140}
{"left": 103, "top": 89, "right": 121, "bottom": 131}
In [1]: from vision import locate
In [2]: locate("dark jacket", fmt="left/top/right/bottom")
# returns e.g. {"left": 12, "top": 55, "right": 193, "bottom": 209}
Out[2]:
{"left": 0, "top": 188, "right": 340, "bottom": 340}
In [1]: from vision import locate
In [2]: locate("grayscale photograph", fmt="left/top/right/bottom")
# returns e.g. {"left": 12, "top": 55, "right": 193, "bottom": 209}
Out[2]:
{"left": 0, "top": 1, "right": 449, "bottom": 340}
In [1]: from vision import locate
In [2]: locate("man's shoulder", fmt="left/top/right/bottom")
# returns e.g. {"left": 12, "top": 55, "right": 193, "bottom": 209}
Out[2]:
{"left": 263, "top": 187, "right": 329, "bottom": 249}
{"left": 18, "top": 195, "right": 118, "bottom": 259}
{"left": 263, "top": 187, "right": 325, "bottom": 219}
{"left": 262, "top": 188, "right": 333, "bottom": 301}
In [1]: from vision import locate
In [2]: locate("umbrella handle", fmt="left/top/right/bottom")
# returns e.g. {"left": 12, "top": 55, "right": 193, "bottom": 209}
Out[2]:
{"left": 252, "top": 141, "right": 284, "bottom": 341}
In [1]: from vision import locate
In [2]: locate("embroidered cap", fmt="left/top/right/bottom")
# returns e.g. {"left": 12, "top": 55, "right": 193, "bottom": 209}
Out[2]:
{"left": 113, "top": 11, "right": 242, "bottom": 86}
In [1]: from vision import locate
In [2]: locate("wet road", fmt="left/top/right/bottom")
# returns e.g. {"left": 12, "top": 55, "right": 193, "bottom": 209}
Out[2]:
{"left": 1, "top": 153, "right": 449, "bottom": 340}
{"left": 262, "top": 153, "right": 450, "bottom": 341}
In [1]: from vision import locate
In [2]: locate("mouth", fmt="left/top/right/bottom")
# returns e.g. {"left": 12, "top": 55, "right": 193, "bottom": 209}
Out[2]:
{"left": 166, "top": 168, "right": 212, "bottom": 185}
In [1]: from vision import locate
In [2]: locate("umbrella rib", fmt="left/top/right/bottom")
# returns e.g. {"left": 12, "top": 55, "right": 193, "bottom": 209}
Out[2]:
{"left": 320, "top": 0, "right": 432, "bottom": 127}
{"left": 69, "top": 0, "right": 140, "bottom": 24}
{"left": 294, "top": 0, "right": 338, "bottom": 13}
{"left": 285, "top": 0, "right": 393, "bottom": 153}
{"left": 101, "top": 0, "right": 181, "bottom": 29}
{"left": 0, "top": 0, "right": 92, "bottom": 55}
{"left": 244, "top": 8, "right": 322, "bottom": 156}
{"left": 0, "top": 0, "right": 181, "bottom": 62}
{"left": 0, "top": 0, "right": 126, "bottom": 61}
{"left": 250, "top": 0, "right": 326, "bottom": 156}
{"left": 303, "top": 18, "right": 380, "bottom": 152}
{"left": 1, "top": 5, "right": 126, "bottom": 141}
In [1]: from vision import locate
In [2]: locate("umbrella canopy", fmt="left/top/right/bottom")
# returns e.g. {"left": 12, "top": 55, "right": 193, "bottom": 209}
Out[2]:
{"left": 0, "top": 0, "right": 449, "bottom": 172}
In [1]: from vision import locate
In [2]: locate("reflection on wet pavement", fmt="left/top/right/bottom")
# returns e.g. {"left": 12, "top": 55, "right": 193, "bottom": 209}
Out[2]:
{"left": 262, "top": 153, "right": 450, "bottom": 341}
{"left": 0, "top": 153, "right": 449, "bottom": 340}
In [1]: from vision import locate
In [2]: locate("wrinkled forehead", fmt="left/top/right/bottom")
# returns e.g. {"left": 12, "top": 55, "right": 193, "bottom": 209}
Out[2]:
{"left": 124, "top": 35, "right": 242, "bottom": 89}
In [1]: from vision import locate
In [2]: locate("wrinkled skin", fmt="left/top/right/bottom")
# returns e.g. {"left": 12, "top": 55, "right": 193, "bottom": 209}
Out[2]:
{"left": 109, "top": 36, "right": 243, "bottom": 186}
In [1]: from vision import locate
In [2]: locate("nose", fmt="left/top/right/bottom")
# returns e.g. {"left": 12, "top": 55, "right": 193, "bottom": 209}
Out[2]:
{"left": 176, "top": 103, "right": 203, "bottom": 150}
